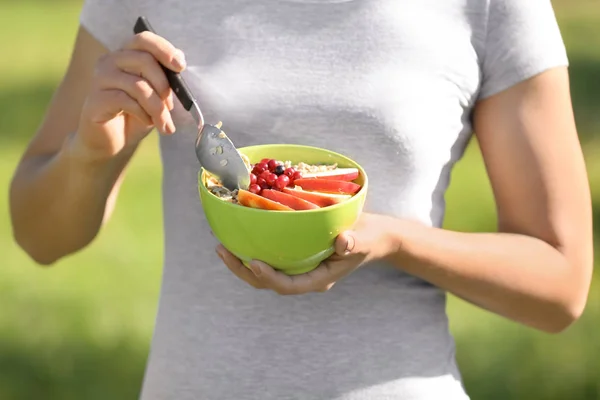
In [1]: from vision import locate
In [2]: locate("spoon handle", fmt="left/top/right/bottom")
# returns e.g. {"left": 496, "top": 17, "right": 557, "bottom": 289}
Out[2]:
{"left": 133, "top": 16, "right": 197, "bottom": 113}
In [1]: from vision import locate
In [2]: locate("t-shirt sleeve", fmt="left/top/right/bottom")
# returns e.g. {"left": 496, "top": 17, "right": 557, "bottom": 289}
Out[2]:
{"left": 80, "top": 0, "right": 137, "bottom": 51}
{"left": 478, "top": 0, "right": 569, "bottom": 100}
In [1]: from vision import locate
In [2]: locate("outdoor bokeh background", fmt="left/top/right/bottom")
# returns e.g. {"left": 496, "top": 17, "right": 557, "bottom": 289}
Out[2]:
{"left": 1, "top": 0, "right": 598, "bottom": 399}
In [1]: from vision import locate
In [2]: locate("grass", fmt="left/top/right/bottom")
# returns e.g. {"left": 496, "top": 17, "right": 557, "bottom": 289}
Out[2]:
{"left": 0, "top": 1, "right": 598, "bottom": 399}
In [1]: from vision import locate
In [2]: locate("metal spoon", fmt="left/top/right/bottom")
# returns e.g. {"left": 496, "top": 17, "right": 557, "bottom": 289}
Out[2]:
{"left": 133, "top": 16, "right": 250, "bottom": 191}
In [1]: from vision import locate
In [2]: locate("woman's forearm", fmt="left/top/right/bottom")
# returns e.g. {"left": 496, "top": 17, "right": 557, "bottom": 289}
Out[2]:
{"left": 383, "top": 218, "right": 589, "bottom": 333}
{"left": 10, "top": 134, "right": 134, "bottom": 265}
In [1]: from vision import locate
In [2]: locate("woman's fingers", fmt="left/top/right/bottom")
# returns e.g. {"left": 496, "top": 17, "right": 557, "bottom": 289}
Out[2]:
{"left": 247, "top": 260, "right": 338, "bottom": 295}
{"left": 124, "top": 31, "right": 186, "bottom": 72}
{"left": 86, "top": 89, "right": 152, "bottom": 126}
{"left": 90, "top": 31, "right": 186, "bottom": 134}
{"left": 95, "top": 61, "right": 174, "bottom": 133}
{"left": 112, "top": 49, "right": 172, "bottom": 103}
{"left": 216, "top": 245, "right": 265, "bottom": 290}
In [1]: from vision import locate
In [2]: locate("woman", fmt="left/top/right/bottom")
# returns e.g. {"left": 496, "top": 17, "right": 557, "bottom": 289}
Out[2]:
{"left": 9, "top": 0, "right": 592, "bottom": 399}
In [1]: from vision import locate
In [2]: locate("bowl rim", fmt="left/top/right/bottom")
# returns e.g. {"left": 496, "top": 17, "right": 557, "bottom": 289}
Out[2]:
{"left": 198, "top": 143, "right": 369, "bottom": 215}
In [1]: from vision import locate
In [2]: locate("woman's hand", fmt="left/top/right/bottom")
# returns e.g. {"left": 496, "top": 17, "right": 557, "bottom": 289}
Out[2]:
{"left": 73, "top": 30, "right": 186, "bottom": 163}
{"left": 216, "top": 67, "right": 591, "bottom": 332}
{"left": 216, "top": 213, "right": 395, "bottom": 295}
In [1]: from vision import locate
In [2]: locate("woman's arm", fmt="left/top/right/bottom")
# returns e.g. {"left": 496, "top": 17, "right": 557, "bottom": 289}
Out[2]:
{"left": 10, "top": 26, "right": 183, "bottom": 265}
{"left": 216, "top": 66, "right": 593, "bottom": 335}
{"left": 384, "top": 66, "right": 593, "bottom": 333}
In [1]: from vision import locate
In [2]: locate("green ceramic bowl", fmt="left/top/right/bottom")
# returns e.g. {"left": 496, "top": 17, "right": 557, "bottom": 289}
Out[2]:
{"left": 198, "top": 144, "right": 368, "bottom": 275}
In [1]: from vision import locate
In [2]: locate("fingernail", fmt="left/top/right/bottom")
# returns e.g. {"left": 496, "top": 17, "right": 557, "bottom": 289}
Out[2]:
{"left": 345, "top": 234, "right": 356, "bottom": 255}
{"left": 249, "top": 262, "right": 262, "bottom": 276}
{"left": 216, "top": 248, "right": 224, "bottom": 260}
{"left": 172, "top": 49, "right": 186, "bottom": 70}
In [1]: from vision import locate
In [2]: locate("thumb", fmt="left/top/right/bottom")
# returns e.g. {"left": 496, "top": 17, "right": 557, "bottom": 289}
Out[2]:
{"left": 334, "top": 231, "right": 359, "bottom": 257}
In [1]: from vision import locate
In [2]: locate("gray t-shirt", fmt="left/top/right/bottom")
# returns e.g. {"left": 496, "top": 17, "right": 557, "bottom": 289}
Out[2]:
{"left": 80, "top": 1, "right": 568, "bottom": 399}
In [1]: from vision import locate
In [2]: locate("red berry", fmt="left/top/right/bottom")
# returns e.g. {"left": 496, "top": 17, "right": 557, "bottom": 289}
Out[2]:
{"left": 257, "top": 177, "right": 269, "bottom": 189}
{"left": 260, "top": 170, "right": 271, "bottom": 180}
{"left": 255, "top": 162, "right": 269, "bottom": 173}
{"left": 260, "top": 158, "right": 271, "bottom": 164}
{"left": 248, "top": 183, "right": 262, "bottom": 194}
{"left": 250, "top": 173, "right": 257, "bottom": 185}
{"left": 284, "top": 167, "right": 296, "bottom": 178}
{"left": 292, "top": 171, "right": 303, "bottom": 181}
{"left": 265, "top": 173, "right": 278, "bottom": 186}
{"left": 275, "top": 174, "right": 290, "bottom": 190}
{"left": 268, "top": 159, "right": 280, "bottom": 172}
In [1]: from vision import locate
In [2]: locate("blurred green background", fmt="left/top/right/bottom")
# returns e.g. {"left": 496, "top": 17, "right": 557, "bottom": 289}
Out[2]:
{"left": 0, "top": 1, "right": 598, "bottom": 399}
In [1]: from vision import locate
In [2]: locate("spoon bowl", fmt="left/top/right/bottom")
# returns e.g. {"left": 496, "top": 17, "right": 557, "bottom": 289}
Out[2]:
{"left": 195, "top": 124, "right": 251, "bottom": 190}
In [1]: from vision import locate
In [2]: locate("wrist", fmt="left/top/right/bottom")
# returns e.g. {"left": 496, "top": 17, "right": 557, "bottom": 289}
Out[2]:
{"left": 381, "top": 219, "right": 405, "bottom": 262}
{"left": 376, "top": 216, "right": 418, "bottom": 265}
{"left": 381, "top": 218, "right": 435, "bottom": 270}
{"left": 357, "top": 213, "right": 406, "bottom": 263}
{"left": 60, "top": 133, "right": 132, "bottom": 190}
{"left": 63, "top": 132, "right": 133, "bottom": 174}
